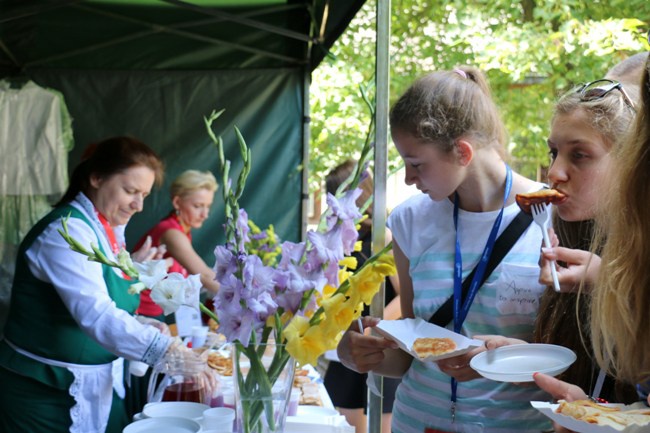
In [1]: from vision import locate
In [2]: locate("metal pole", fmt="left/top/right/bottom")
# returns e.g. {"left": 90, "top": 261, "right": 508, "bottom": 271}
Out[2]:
{"left": 301, "top": 66, "right": 311, "bottom": 242}
{"left": 369, "top": 0, "right": 390, "bottom": 432}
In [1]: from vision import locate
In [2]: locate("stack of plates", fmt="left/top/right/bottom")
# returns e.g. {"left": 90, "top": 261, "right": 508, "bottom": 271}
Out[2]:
{"left": 123, "top": 417, "right": 202, "bottom": 433}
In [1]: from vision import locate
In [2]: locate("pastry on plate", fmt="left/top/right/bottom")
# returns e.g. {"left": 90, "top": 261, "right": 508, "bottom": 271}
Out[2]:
{"left": 412, "top": 337, "right": 457, "bottom": 359}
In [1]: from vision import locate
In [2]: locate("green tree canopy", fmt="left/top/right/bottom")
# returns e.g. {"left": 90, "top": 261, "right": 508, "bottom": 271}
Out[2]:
{"left": 309, "top": 0, "right": 649, "bottom": 189}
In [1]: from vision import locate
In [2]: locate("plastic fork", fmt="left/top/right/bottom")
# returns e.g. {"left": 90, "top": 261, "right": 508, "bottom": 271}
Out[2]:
{"left": 531, "top": 203, "right": 561, "bottom": 292}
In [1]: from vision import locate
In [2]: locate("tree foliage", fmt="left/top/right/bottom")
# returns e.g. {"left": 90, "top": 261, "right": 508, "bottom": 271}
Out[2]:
{"left": 309, "top": 0, "right": 649, "bottom": 189}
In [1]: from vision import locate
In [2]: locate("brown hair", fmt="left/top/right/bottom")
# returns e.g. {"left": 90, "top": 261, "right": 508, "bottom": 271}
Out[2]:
{"left": 389, "top": 66, "right": 506, "bottom": 155}
{"left": 56, "top": 136, "right": 164, "bottom": 206}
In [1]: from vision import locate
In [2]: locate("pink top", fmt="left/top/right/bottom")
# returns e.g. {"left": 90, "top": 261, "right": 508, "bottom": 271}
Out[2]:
{"left": 134, "top": 212, "right": 191, "bottom": 316}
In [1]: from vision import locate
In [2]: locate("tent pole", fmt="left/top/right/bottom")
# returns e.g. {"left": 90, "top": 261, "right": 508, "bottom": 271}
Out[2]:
{"left": 301, "top": 66, "right": 311, "bottom": 242}
{"left": 369, "top": 0, "right": 391, "bottom": 432}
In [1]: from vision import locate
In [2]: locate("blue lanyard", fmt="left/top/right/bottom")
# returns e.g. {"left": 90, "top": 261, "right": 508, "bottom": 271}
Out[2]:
{"left": 449, "top": 164, "right": 512, "bottom": 420}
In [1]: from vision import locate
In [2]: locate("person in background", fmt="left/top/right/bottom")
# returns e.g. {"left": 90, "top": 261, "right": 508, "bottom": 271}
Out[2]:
{"left": 337, "top": 67, "right": 551, "bottom": 433}
{"left": 534, "top": 76, "right": 639, "bottom": 404}
{"left": 535, "top": 53, "right": 650, "bottom": 432}
{"left": 605, "top": 51, "right": 649, "bottom": 87}
{"left": 134, "top": 169, "right": 220, "bottom": 318}
{"left": 322, "top": 159, "right": 401, "bottom": 433}
{"left": 0, "top": 136, "right": 196, "bottom": 433}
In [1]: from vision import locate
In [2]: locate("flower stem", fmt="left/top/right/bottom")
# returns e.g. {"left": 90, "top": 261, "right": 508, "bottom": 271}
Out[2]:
{"left": 200, "top": 302, "right": 219, "bottom": 325}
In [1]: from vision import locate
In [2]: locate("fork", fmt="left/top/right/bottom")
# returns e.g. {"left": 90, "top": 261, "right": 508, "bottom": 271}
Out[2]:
{"left": 531, "top": 203, "right": 561, "bottom": 292}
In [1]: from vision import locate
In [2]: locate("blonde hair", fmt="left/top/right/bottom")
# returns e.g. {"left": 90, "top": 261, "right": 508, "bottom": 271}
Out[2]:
{"left": 592, "top": 59, "right": 650, "bottom": 383}
{"left": 389, "top": 66, "right": 507, "bottom": 155}
{"left": 553, "top": 82, "right": 639, "bottom": 153}
{"left": 170, "top": 169, "right": 218, "bottom": 199}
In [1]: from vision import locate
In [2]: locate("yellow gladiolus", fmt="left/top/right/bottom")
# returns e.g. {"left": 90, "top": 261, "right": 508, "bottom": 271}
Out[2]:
{"left": 285, "top": 316, "right": 328, "bottom": 366}
{"left": 348, "top": 266, "right": 384, "bottom": 305}
{"left": 321, "top": 293, "right": 356, "bottom": 333}
{"left": 339, "top": 256, "right": 358, "bottom": 270}
{"left": 322, "top": 284, "right": 337, "bottom": 298}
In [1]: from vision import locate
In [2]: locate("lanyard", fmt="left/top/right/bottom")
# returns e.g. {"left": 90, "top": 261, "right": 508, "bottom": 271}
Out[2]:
{"left": 95, "top": 210, "right": 120, "bottom": 255}
{"left": 449, "top": 164, "right": 512, "bottom": 421}
{"left": 95, "top": 209, "right": 130, "bottom": 280}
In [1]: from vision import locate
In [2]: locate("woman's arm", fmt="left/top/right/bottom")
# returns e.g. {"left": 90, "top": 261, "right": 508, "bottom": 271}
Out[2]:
{"left": 27, "top": 217, "right": 172, "bottom": 364}
{"left": 161, "top": 229, "right": 220, "bottom": 293}
{"left": 394, "top": 240, "right": 414, "bottom": 319}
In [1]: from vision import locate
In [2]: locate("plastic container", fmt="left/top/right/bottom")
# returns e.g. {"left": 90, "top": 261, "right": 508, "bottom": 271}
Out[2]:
{"left": 287, "top": 388, "right": 301, "bottom": 416}
{"left": 202, "top": 407, "right": 235, "bottom": 432}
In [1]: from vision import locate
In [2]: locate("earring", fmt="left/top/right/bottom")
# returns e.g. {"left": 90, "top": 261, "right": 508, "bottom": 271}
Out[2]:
{"left": 175, "top": 208, "right": 180, "bottom": 216}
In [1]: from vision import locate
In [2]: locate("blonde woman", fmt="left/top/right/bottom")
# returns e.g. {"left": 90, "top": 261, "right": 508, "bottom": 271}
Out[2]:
{"left": 534, "top": 77, "right": 639, "bottom": 404}
{"left": 135, "top": 169, "right": 220, "bottom": 317}
{"left": 534, "top": 56, "right": 650, "bottom": 431}
{"left": 592, "top": 55, "right": 650, "bottom": 391}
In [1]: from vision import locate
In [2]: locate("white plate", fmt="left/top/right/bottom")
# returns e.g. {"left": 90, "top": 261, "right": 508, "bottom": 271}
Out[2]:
{"left": 123, "top": 416, "right": 202, "bottom": 433}
{"left": 531, "top": 401, "right": 650, "bottom": 433}
{"left": 375, "top": 318, "right": 484, "bottom": 361}
{"left": 142, "top": 401, "right": 210, "bottom": 421}
{"left": 469, "top": 344, "right": 576, "bottom": 382}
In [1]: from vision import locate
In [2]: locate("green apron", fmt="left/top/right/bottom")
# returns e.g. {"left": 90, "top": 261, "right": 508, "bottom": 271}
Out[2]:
{"left": 0, "top": 205, "right": 140, "bottom": 433}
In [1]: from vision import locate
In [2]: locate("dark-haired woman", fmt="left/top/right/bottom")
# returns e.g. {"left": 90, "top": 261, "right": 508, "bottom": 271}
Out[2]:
{"left": 0, "top": 137, "right": 186, "bottom": 433}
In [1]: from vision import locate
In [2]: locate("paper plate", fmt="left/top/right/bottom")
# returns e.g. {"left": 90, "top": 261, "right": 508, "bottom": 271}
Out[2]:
{"left": 123, "top": 416, "right": 202, "bottom": 433}
{"left": 531, "top": 401, "right": 650, "bottom": 433}
{"left": 142, "top": 401, "right": 210, "bottom": 421}
{"left": 375, "top": 318, "right": 484, "bottom": 362}
{"left": 470, "top": 344, "right": 576, "bottom": 382}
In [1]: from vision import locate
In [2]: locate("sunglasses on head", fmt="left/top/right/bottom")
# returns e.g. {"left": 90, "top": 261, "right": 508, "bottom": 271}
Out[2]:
{"left": 575, "top": 79, "right": 636, "bottom": 110}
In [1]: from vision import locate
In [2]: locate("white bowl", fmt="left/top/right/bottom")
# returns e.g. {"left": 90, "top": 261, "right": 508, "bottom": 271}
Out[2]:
{"left": 142, "top": 401, "right": 210, "bottom": 422}
{"left": 123, "top": 416, "right": 201, "bottom": 433}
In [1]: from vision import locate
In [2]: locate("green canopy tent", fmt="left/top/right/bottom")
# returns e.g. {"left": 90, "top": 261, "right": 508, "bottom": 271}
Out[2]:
{"left": 0, "top": 0, "right": 365, "bottom": 256}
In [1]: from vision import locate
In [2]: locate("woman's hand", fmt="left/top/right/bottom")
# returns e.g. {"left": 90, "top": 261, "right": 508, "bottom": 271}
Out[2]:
{"left": 132, "top": 236, "right": 167, "bottom": 262}
{"left": 337, "top": 316, "right": 399, "bottom": 374}
{"left": 537, "top": 227, "right": 600, "bottom": 293}
{"left": 540, "top": 245, "right": 601, "bottom": 293}
{"left": 135, "top": 315, "right": 171, "bottom": 336}
{"left": 437, "top": 335, "right": 526, "bottom": 382}
{"left": 436, "top": 349, "right": 482, "bottom": 382}
{"left": 533, "top": 372, "right": 587, "bottom": 433}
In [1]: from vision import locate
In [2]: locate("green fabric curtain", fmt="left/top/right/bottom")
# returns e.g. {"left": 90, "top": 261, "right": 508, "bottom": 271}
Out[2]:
{"left": 30, "top": 68, "right": 305, "bottom": 264}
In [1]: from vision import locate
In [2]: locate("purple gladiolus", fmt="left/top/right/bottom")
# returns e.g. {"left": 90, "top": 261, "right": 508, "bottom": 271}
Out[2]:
{"left": 213, "top": 245, "right": 237, "bottom": 280}
{"left": 217, "top": 308, "right": 258, "bottom": 346}
{"left": 235, "top": 209, "right": 251, "bottom": 252}
{"left": 338, "top": 218, "right": 359, "bottom": 255}
{"left": 327, "top": 189, "right": 363, "bottom": 222}
{"left": 307, "top": 229, "right": 344, "bottom": 266}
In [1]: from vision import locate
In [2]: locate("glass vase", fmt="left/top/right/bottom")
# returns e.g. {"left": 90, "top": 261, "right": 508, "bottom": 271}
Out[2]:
{"left": 232, "top": 342, "right": 296, "bottom": 433}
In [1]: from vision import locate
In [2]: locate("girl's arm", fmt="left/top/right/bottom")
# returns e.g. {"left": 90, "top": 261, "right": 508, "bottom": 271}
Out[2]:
{"left": 161, "top": 229, "right": 220, "bottom": 293}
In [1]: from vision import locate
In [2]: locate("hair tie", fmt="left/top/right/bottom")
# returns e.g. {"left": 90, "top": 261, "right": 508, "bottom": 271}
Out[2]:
{"left": 453, "top": 68, "right": 468, "bottom": 79}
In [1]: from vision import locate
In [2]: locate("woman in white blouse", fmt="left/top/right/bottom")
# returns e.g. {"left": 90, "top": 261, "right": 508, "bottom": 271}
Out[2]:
{"left": 0, "top": 136, "right": 191, "bottom": 433}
